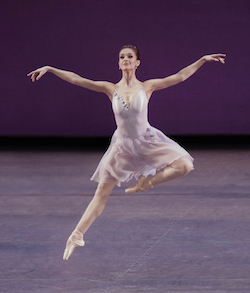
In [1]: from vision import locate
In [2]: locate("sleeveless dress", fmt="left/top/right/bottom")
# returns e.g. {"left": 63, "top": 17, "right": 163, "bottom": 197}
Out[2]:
{"left": 91, "top": 89, "right": 193, "bottom": 186}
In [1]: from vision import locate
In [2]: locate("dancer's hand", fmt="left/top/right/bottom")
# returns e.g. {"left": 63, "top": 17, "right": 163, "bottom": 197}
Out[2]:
{"left": 27, "top": 66, "right": 50, "bottom": 82}
{"left": 203, "top": 54, "right": 226, "bottom": 64}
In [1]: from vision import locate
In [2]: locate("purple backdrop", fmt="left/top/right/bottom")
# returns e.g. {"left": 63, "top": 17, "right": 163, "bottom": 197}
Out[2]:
{"left": 1, "top": 0, "right": 249, "bottom": 136}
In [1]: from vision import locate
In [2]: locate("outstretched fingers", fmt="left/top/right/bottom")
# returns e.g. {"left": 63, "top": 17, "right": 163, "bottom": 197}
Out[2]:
{"left": 27, "top": 71, "right": 37, "bottom": 82}
{"left": 36, "top": 71, "right": 43, "bottom": 81}
{"left": 210, "top": 53, "right": 226, "bottom": 63}
{"left": 27, "top": 66, "right": 49, "bottom": 82}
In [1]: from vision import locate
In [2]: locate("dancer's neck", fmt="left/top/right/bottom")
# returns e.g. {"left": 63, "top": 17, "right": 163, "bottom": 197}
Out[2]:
{"left": 121, "top": 70, "right": 138, "bottom": 87}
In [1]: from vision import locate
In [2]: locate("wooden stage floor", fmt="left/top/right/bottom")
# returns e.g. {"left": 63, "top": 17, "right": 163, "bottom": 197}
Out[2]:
{"left": 0, "top": 145, "right": 250, "bottom": 292}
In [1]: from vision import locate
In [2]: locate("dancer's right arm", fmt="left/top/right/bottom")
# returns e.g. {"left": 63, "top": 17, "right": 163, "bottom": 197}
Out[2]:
{"left": 27, "top": 66, "right": 114, "bottom": 96}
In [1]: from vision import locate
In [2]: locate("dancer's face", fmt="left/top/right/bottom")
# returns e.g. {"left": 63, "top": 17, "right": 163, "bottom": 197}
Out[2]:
{"left": 118, "top": 48, "right": 140, "bottom": 71}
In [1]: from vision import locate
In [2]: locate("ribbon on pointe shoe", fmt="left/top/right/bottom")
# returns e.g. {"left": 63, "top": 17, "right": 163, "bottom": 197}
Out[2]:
{"left": 63, "top": 229, "right": 85, "bottom": 261}
{"left": 125, "top": 176, "right": 147, "bottom": 194}
{"left": 137, "top": 178, "right": 154, "bottom": 192}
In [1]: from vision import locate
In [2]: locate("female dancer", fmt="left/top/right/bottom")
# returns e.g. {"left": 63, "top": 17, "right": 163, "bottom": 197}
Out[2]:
{"left": 27, "top": 45, "right": 225, "bottom": 260}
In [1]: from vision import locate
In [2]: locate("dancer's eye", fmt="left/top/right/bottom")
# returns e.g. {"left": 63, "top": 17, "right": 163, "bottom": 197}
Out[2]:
{"left": 128, "top": 55, "right": 133, "bottom": 58}
{"left": 120, "top": 56, "right": 124, "bottom": 59}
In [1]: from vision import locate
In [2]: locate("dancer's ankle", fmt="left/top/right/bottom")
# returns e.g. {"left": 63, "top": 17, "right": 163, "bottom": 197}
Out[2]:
{"left": 74, "top": 228, "right": 81, "bottom": 233}
{"left": 73, "top": 228, "right": 83, "bottom": 236}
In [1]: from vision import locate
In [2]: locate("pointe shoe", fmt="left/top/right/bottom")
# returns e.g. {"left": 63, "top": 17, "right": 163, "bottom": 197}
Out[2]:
{"left": 63, "top": 229, "right": 85, "bottom": 261}
{"left": 137, "top": 177, "right": 154, "bottom": 192}
{"left": 125, "top": 176, "right": 146, "bottom": 193}
{"left": 126, "top": 176, "right": 155, "bottom": 194}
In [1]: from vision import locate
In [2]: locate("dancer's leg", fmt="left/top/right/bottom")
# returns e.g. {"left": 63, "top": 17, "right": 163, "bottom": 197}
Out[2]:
{"left": 150, "top": 157, "right": 193, "bottom": 187}
{"left": 125, "top": 157, "right": 193, "bottom": 193}
{"left": 63, "top": 181, "right": 117, "bottom": 260}
{"left": 75, "top": 182, "right": 117, "bottom": 233}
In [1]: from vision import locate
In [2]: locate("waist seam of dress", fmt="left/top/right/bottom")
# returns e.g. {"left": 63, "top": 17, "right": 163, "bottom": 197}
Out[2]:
{"left": 116, "top": 126, "right": 152, "bottom": 140}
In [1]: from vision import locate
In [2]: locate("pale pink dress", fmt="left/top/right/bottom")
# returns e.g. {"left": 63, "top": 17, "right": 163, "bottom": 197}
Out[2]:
{"left": 91, "top": 89, "right": 193, "bottom": 186}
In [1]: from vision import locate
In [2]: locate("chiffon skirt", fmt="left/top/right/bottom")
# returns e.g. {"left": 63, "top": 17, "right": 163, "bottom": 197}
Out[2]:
{"left": 91, "top": 126, "right": 194, "bottom": 186}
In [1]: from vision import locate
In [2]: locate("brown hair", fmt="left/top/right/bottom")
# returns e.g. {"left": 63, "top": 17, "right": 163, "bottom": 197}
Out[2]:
{"left": 119, "top": 45, "right": 140, "bottom": 60}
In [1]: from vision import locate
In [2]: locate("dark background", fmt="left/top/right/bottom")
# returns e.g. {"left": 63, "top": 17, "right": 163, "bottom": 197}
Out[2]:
{"left": 1, "top": 0, "right": 249, "bottom": 137}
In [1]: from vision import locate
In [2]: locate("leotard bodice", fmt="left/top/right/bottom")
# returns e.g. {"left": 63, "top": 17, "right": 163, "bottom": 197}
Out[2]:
{"left": 112, "top": 89, "right": 150, "bottom": 139}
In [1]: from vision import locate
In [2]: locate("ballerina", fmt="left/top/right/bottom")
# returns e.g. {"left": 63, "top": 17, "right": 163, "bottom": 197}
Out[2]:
{"left": 27, "top": 45, "right": 225, "bottom": 260}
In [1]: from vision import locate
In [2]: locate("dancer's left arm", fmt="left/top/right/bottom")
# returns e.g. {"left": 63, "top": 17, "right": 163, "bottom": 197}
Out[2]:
{"left": 144, "top": 54, "right": 226, "bottom": 94}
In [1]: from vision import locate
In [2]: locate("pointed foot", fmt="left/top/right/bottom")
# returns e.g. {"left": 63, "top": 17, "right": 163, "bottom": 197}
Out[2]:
{"left": 125, "top": 176, "right": 146, "bottom": 193}
{"left": 125, "top": 176, "right": 154, "bottom": 193}
{"left": 63, "top": 229, "right": 85, "bottom": 261}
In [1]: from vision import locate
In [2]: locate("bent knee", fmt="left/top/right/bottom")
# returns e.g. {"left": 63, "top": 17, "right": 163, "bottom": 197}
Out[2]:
{"left": 182, "top": 159, "right": 193, "bottom": 175}
{"left": 171, "top": 157, "right": 193, "bottom": 176}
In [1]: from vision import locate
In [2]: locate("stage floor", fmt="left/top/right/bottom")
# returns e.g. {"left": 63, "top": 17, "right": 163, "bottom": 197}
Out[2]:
{"left": 0, "top": 147, "right": 250, "bottom": 292}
